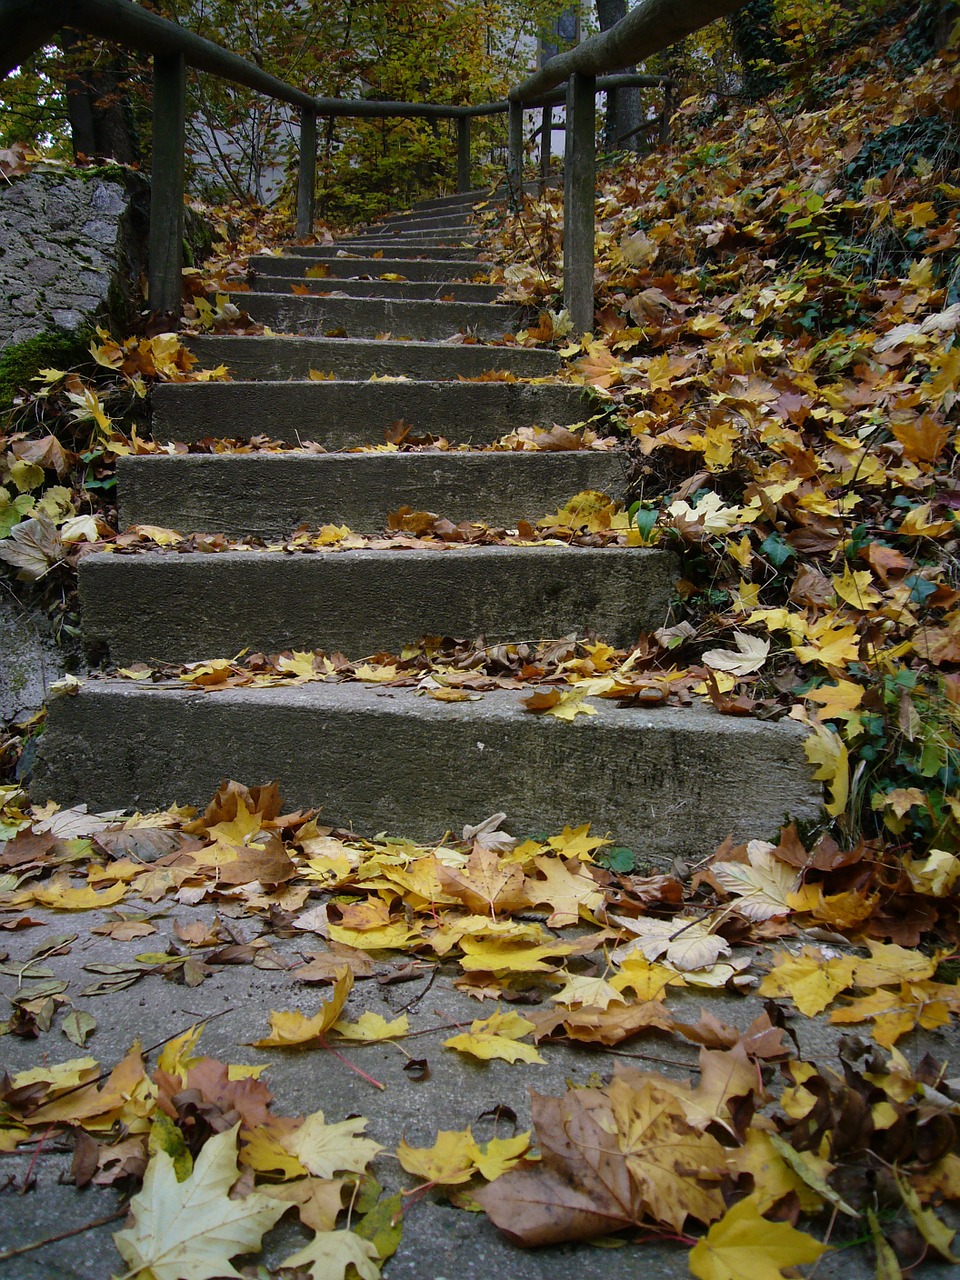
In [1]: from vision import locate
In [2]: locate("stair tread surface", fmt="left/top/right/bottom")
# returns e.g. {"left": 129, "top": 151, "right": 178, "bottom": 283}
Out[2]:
{"left": 249, "top": 254, "right": 491, "bottom": 280}
{"left": 36, "top": 681, "right": 820, "bottom": 865}
{"left": 236, "top": 292, "right": 520, "bottom": 341}
{"left": 183, "top": 335, "right": 561, "bottom": 380}
{"left": 246, "top": 277, "right": 503, "bottom": 301}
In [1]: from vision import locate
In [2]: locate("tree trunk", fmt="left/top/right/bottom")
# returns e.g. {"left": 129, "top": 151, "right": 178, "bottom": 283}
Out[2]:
{"left": 596, "top": 0, "right": 644, "bottom": 153}
{"left": 728, "top": 0, "right": 786, "bottom": 100}
{"left": 60, "top": 31, "right": 141, "bottom": 164}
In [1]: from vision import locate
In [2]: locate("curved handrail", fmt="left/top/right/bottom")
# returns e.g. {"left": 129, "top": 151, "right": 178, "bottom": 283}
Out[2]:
{"left": 1, "top": 0, "right": 744, "bottom": 329}
{"left": 510, "top": 0, "right": 748, "bottom": 103}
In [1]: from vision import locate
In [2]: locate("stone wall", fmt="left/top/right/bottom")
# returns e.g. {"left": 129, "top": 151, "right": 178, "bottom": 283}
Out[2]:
{"left": 0, "top": 168, "right": 149, "bottom": 403}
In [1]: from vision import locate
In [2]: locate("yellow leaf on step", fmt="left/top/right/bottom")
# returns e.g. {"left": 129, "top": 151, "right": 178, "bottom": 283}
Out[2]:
{"left": 251, "top": 969, "right": 353, "bottom": 1047}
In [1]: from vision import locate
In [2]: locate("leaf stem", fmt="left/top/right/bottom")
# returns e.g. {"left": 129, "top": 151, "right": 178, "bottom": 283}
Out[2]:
{"left": 320, "top": 1038, "right": 386, "bottom": 1089}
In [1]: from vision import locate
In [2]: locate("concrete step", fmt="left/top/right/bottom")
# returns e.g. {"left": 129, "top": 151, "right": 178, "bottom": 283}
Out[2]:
{"left": 236, "top": 292, "right": 520, "bottom": 341}
{"left": 245, "top": 276, "right": 504, "bottom": 303}
{"left": 298, "top": 243, "right": 481, "bottom": 260}
{"left": 250, "top": 255, "right": 491, "bottom": 282}
{"left": 117, "top": 452, "right": 626, "bottom": 536}
{"left": 408, "top": 189, "right": 491, "bottom": 214}
{"left": 345, "top": 230, "right": 481, "bottom": 246}
{"left": 151, "top": 379, "right": 591, "bottom": 445}
{"left": 185, "top": 335, "right": 561, "bottom": 381}
{"left": 356, "top": 211, "right": 479, "bottom": 233}
{"left": 333, "top": 239, "right": 481, "bottom": 254}
{"left": 34, "top": 682, "right": 820, "bottom": 865}
{"left": 79, "top": 545, "right": 675, "bottom": 664}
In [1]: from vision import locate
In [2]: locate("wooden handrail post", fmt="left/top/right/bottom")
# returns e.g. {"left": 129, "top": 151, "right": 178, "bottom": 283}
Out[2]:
{"left": 457, "top": 115, "right": 471, "bottom": 192}
{"left": 540, "top": 105, "right": 552, "bottom": 188}
{"left": 507, "top": 99, "right": 523, "bottom": 200}
{"left": 659, "top": 81, "right": 674, "bottom": 146}
{"left": 296, "top": 105, "right": 317, "bottom": 237}
{"left": 148, "top": 51, "right": 187, "bottom": 318}
{"left": 563, "top": 70, "right": 596, "bottom": 334}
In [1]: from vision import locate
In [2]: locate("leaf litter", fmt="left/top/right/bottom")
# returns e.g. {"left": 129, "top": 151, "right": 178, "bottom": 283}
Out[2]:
{"left": 0, "top": 775, "right": 958, "bottom": 1274}
{"left": 3, "top": 6, "right": 960, "bottom": 1276}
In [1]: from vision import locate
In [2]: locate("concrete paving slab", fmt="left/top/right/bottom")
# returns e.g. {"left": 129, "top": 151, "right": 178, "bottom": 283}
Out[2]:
{"left": 150, "top": 379, "right": 590, "bottom": 446}
{"left": 0, "top": 893, "right": 952, "bottom": 1278}
{"left": 78, "top": 544, "right": 677, "bottom": 662}
{"left": 117, "top": 452, "right": 627, "bottom": 535}
{"left": 184, "top": 335, "right": 560, "bottom": 381}
{"left": 35, "top": 684, "right": 819, "bottom": 857}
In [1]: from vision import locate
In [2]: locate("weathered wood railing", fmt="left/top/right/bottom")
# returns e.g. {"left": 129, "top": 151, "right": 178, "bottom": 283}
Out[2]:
{"left": 2, "top": 0, "right": 747, "bottom": 330}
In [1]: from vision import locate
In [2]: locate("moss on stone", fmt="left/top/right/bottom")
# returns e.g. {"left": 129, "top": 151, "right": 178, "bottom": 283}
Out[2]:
{"left": 0, "top": 330, "right": 90, "bottom": 409}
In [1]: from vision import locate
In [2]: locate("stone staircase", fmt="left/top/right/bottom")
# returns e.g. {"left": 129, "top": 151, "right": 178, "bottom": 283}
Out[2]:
{"left": 35, "top": 190, "right": 820, "bottom": 865}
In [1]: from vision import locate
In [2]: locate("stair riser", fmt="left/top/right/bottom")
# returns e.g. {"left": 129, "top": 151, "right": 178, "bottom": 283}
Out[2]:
{"left": 184, "top": 336, "right": 560, "bottom": 381}
{"left": 117, "top": 453, "right": 625, "bottom": 536}
{"left": 352, "top": 220, "right": 479, "bottom": 236}
{"left": 409, "top": 193, "right": 489, "bottom": 214}
{"left": 246, "top": 277, "right": 503, "bottom": 303}
{"left": 238, "top": 294, "right": 520, "bottom": 341}
{"left": 332, "top": 240, "right": 481, "bottom": 253}
{"left": 35, "top": 684, "right": 821, "bottom": 867}
{"left": 296, "top": 244, "right": 480, "bottom": 260}
{"left": 151, "top": 380, "right": 590, "bottom": 446}
{"left": 79, "top": 547, "right": 677, "bottom": 664}
{"left": 250, "top": 256, "right": 490, "bottom": 282}
{"left": 362, "top": 208, "right": 481, "bottom": 229}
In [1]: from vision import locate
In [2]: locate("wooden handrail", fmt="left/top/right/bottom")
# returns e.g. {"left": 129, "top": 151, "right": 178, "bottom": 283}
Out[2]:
{"left": 511, "top": 0, "right": 749, "bottom": 103}
{"left": 0, "top": 0, "right": 744, "bottom": 331}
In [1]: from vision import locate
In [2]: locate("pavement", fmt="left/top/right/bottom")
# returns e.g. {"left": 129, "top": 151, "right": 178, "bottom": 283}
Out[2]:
{"left": 0, "top": 882, "right": 957, "bottom": 1280}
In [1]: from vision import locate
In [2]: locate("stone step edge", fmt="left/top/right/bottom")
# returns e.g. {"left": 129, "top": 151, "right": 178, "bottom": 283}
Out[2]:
{"left": 34, "top": 681, "right": 822, "bottom": 867}
{"left": 78, "top": 544, "right": 676, "bottom": 663}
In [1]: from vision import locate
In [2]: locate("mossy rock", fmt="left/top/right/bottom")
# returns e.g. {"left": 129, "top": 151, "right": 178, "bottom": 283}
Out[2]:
{"left": 0, "top": 330, "right": 91, "bottom": 410}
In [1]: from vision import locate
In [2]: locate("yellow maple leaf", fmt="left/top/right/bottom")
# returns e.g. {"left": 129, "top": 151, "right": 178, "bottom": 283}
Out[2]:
{"left": 546, "top": 823, "right": 610, "bottom": 860}
{"left": 829, "top": 980, "right": 955, "bottom": 1047}
{"left": 793, "top": 619, "right": 860, "bottom": 668}
{"left": 327, "top": 920, "right": 417, "bottom": 950}
{"left": 802, "top": 722, "right": 849, "bottom": 816}
{"left": 524, "top": 854, "right": 604, "bottom": 926}
{"left": 899, "top": 502, "right": 956, "bottom": 538}
{"left": 832, "top": 564, "right": 882, "bottom": 610}
{"left": 30, "top": 878, "right": 128, "bottom": 911}
{"left": 332, "top": 1012, "right": 409, "bottom": 1041}
{"left": 850, "top": 940, "right": 936, "bottom": 987}
{"left": 285, "top": 1110, "right": 383, "bottom": 1178}
{"left": 607, "top": 1078, "right": 727, "bottom": 1229}
{"left": 543, "top": 687, "right": 599, "bottom": 721}
{"left": 688, "top": 1194, "right": 828, "bottom": 1280}
{"left": 758, "top": 949, "right": 857, "bottom": 1016}
{"left": 444, "top": 1009, "right": 545, "bottom": 1064}
{"left": 471, "top": 1132, "right": 532, "bottom": 1181}
{"left": 251, "top": 969, "right": 353, "bottom": 1047}
{"left": 239, "top": 1125, "right": 308, "bottom": 1180}
{"left": 803, "top": 679, "right": 864, "bottom": 726}
{"left": 114, "top": 1123, "right": 286, "bottom": 1280}
{"left": 727, "top": 1130, "right": 824, "bottom": 1214}
{"left": 397, "top": 1128, "right": 479, "bottom": 1185}
{"left": 179, "top": 659, "right": 234, "bottom": 688}
{"left": 280, "top": 1229, "right": 380, "bottom": 1280}
{"left": 458, "top": 936, "right": 573, "bottom": 973}
{"left": 610, "top": 953, "right": 686, "bottom": 1001}
{"left": 551, "top": 972, "right": 624, "bottom": 1008}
